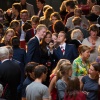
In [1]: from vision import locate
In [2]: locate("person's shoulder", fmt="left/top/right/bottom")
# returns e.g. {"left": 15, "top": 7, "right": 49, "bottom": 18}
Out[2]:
{"left": 28, "top": 36, "right": 37, "bottom": 43}
{"left": 66, "top": 43, "right": 76, "bottom": 48}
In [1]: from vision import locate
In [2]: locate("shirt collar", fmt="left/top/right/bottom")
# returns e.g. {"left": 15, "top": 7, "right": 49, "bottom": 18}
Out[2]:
{"left": 1, "top": 59, "right": 9, "bottom": 63}
{"left": 60, "top": 43, "right": 66, "bottom": 49}
{"left": 35, "top": 35, "right": 40, "bottom": 43}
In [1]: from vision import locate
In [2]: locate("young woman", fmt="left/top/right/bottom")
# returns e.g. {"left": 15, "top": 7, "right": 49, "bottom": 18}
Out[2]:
{"left": 49, "top": 59, "right": 71, "bottom": 100}
{"left": 82, "top": 24, "right": 100, "bottom": 63}
{"left": 64, "top": 77, "right": 86, "bottom": 100}
{"left": 80, "top": 62, "right": 100, "bottom": 100}
{"left": 0, "top": 28, "right": 15, "bottom": 46}
{"left": 56, "top": 60, "right": 72, "bottom": 100}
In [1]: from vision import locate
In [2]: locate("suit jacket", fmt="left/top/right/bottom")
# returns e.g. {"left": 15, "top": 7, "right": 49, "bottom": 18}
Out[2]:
{"left": 37, "top": 9, "right": 43, "bottom": 18}
{"left": 26, "top": 36, "right": 41, "bottom": 64}
{"left": 53, "top": 44, "right": 78, "bottom": 63}
{"left": 65, "top": 15, "right": 89, "bottom": 29}
{"left": 25, "top": 28, "right": 35, "bottom": 43}
{"left": 0, "top": 60, "right": 21, "bottom": 100}
{"left": 12, "top": 47, "right": 26, "bottom": 65}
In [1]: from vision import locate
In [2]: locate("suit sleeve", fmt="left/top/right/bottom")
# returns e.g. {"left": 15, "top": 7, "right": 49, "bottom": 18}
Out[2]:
{"left": 26, "top": 39, "right": 36, "bottom": 63}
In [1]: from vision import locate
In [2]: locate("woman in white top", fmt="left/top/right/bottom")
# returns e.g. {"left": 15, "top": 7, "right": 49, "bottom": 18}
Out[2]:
{"left": 82, "top": 24, "right": 100, "bottom": 62}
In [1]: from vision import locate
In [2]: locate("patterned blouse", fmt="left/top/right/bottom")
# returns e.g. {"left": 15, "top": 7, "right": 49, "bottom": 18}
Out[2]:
{"left": 72, "top": 56, "right": 90, "bottom": 76}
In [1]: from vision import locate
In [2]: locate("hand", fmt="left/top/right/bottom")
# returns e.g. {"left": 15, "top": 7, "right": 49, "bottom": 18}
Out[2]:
{"left": 90, "top": 45, "right": 95, "bottom": 51}
{"left": 6, "top": 8, "right": 12, "bottom": 16}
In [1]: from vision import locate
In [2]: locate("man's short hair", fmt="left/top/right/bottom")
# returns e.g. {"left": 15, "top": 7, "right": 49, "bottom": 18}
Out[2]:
{"left": 65, "top": 0, "right": 76, "bottom": 9}
{"left": 0, "top": 46, "right": 9, "bottom": 60}
{"left": 31, "top": 15, "right": 39, "bottom": 23}
{"left": 72, "top": 17, "right": 82, "bottom": 25}
{"left": 20, "top": 9, "right": 28, "bottom": 15}
{"left": 36, "top": 24, "right": 47, "bottom": 31}
{"left": 34, "top": 65, "right": 47, "bottom": 78}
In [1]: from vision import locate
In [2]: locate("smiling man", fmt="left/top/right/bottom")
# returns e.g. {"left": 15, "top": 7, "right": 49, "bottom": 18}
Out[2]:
{"left": 26, "top": 24, "right": 47, "bottom": 64}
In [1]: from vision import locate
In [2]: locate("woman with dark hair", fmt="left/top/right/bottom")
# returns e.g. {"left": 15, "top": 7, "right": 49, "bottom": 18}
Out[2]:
{"left": 12, "top": 3, "right": 22, "bottom": 20}
{"left": 40, "top": 30, "right": 55, "bottom": 86}
{"left": 53, "top": 20, "right": 68, "bottom": 34}
{"left": 64, "top": 77, "right": 86, "bottom": 100}
{"left": 80, "top": 62, "right": 100, "bottom": 100}
{"left": 56, "top": 60, "right": 72, "bottom": 100}
{"left": 11, "top": 36, "right": 26, "bottom": 65}
{"left": 22, "top": 62, "right": 39, "bottom": 100}
{"left": 82, "top": 24, "right": 100, "bottom": 63}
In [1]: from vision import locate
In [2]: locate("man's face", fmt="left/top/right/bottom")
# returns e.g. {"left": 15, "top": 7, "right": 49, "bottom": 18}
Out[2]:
{"left": 31, "top": 22, "right": 39, "bottom": 29}
{"left": 20, "top": 0, "right": 26, "bottom": 5}
{"left": 37, "top": 28, "right": 47, "bottom": 39}
{"left": 57, "top": 32, "right": 66, "bottom": 43}
{"left": 36, "top": 1, "right": 44, "bottom": 9}
{"left": 20, "top": 13, "right": 28, "bottom": 22}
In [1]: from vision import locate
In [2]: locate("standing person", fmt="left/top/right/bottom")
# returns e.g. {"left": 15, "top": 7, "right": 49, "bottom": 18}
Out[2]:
{"left": 0, "top": 47, "right": 21, "bottom": 100}
{"left": 12, "top": 3, "right": 22, "bottom": 20}
{"left": 53, "top": 31, "right": 78, "bottom": 64}
{"left": 80, "top": 62, "right": 100, "bottom": 100}
{"left": 72, "top": 45, "right": 91, "bottom": 77}
{"left": 0, "top": 28, "right": 15, "bottom": 46}
{"left": 11, "top": 36, "right": 26, "bottom": 66}
{"left": 64, "top": 77, "right": 86, "bottom": 100}
{"left": 82, "top": 24, "right": 100, "bottom": 63}
{"left": 19, "top": 9, "right": 29, "bottom": 49}
{"left": 20, "top": 0, "right": 35, "bottom": 18}
{"left": 49, "top": 59, "right": 71, "bottom": 100}
{"left": 56, "top": 61, "right": 72, "bottom": 100}
{"left": 26, "top": 24, "right": 47, "bottom": 64}
{"left": 22, "top": 62, "right": 39, "bottom": 100}
{"left": 36, "top": 0, "right": 45, "bottom": 17}
{"left": 26, "top": 65, "right": 50, "bottom": 100}
{"left": 25, "top": 15, "right": 39, "bottom": 43}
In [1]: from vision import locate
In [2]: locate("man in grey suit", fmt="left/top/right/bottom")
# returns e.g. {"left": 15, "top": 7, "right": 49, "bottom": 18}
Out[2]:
{"left": 20, "top": 0, "right": 35, "bottom": 18}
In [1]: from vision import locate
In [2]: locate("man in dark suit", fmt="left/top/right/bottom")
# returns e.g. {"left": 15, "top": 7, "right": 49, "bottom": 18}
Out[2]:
{"left": 25, "top": 15, "right": 39, "bottom": 43}
{"left": 54, "top": 31, "right": 78, "bottom": 63}
{"left": 26, "top": 24, "right": 47, "bottom": 64}
{"left": 20, "top": 0, "right": 35, "bottom": 18}
{"left": 0, "top": 47, "right": 21, "bottom": 100}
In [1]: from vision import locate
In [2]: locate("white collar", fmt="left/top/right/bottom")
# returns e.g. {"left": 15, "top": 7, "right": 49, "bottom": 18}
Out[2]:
{"left": 1, "top": 59, "right": 9, "bottom": 63}
{"left": 35, "top": 35, "right": 40, "bottom": 43}
{"left": 60, "top": 43, "right": 66, "bottom": 50}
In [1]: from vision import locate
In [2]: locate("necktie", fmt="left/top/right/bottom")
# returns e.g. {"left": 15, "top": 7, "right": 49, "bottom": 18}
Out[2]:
{"left": 61, "top": 46, "right": 65, "bottom": 55}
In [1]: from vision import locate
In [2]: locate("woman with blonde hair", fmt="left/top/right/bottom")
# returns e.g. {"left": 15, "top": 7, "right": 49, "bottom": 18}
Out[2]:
{"left": 56, "top": 60, "right": 72, "bottom": 100}
{"left": 0, "top": 28, "right": 15, "bottom": 46}
{"left": 49, "top": 59, "right": 71, "bottom": 100}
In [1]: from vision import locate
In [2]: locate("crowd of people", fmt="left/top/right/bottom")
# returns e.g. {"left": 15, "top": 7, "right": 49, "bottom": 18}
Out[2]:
{"left": 0, "top": 0, "right": 100, "bottom": 100}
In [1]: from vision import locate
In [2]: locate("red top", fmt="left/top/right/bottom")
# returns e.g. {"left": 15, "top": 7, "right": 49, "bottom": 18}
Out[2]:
{"left": 50, "top": 74, "right": 57, "bottom": 100}
{"left": 64, "top": 92, "right": 86, "bottom": 100}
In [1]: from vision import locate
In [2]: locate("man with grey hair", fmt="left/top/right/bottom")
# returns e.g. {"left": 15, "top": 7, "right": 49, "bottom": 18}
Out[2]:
{"left": 0, "top": 47, "right": 21, "bottom": 100}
